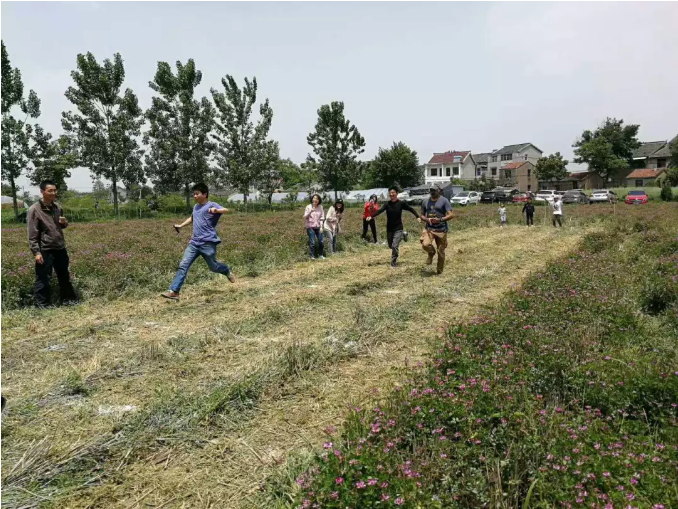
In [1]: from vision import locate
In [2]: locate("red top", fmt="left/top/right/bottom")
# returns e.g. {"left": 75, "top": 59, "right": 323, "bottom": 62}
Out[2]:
{"left": 363, "top": 202, "right": 380, "bottom": 219}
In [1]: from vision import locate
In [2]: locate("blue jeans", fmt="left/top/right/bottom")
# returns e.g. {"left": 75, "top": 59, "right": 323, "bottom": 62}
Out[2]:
{"left": 170, "top": 242, "right": 231, "bottom": 293}
{"left": 324, "top": 230, "right": 338, "bottom": 254}
{"left": 306, "top": 228, "right": 325, "bottom": 258}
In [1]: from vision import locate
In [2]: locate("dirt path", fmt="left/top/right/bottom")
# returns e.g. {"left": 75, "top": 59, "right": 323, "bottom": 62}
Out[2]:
{"left": 1, "top": 224, "right": 591, "bottom": 508}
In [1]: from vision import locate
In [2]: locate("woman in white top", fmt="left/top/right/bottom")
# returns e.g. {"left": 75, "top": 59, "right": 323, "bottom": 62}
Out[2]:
{"left": 323, "top": 199, "right": 345, "bottom": 254}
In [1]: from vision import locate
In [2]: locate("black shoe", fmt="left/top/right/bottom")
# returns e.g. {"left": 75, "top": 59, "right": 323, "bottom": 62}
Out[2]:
{"left": 403, "top": 231, "right": 409, "bottom": 242}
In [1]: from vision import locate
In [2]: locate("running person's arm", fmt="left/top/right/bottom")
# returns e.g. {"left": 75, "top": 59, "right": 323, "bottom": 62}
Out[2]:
{"left": 174, "top": 215, "right": 193, "bottom": 229}
{"left": 208, "top": 207, "right": 230, "bottom": 214}
{"left": 366, "top": 204, "right": 387, "bottom": 221}
{"left": 402, "top": 202, "right": 421, "bottom": 220}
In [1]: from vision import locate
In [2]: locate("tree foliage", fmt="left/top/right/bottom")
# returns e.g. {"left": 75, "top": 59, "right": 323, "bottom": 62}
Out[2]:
{"left": 144, "top": 59, "right": 215, "bottom": 208}
{"left": 255, "top": 141, "right": 283, "bottom": 205}
{"left": 659, "top": 180, "right": 673, "bottom": 202}
{"left": 1, "top": 40, "right": 42, "bottom": 218}
{"left": 30, "top": 130, "right": 78, "bottom": 192}
{"left": 307, "top": 101, "right": 365, "bottom": 200}
{"left": 669, "top": 136, "right": 678, "bottom": 169}
{"left": 535, "top": 152, "right": 569, "bottom": 184}
{"left": 365, "top": 141, "right": 420, "bottom": 189}
{"left": 664, "top": 167, "right": 678, "bottom": 187}
{"left": 211, "top": 75, "right": 274, "bottom": 204}
{"left": 573, "top": 118, "right": 640, "bottom": 182}
{"left": 278, "top": 158, "right": 303, "bottom": 189}
{"left": 61, "top": 52, "right": 145, "bottom": 214}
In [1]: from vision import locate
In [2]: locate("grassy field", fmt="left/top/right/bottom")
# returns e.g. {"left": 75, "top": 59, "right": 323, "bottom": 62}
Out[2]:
{"left": 1, "top": 203, "right": 677, "bottom": 508}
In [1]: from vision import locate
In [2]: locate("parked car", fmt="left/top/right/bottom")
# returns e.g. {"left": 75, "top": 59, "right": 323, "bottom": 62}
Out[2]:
{"left": 451, "top": 191, "right": 480, "bottom": 206}
{"left": 480, "top": 191, "right": 498, "bottom": 204}
{"left": 561, "top": 189, "right": 589, "bottom": 204}
{"left": 624, "top": 190, "right": 648, "bottom": 205}
{"left": 512, "top": 192, "right": 535, "bottom": 203}
{"left": 589, "top": 189, "right": 617, "bottom": 204}
{"left": 535, "top": 190, "right": 558, "bottom": 203}
{"left": 496, "top": 188, "right": 520, "bottom": 203}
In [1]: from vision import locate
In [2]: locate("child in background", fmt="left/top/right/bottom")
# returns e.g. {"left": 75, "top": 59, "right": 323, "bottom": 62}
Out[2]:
{"left": 498, "top": 204, "right": 507, "bottom": 228}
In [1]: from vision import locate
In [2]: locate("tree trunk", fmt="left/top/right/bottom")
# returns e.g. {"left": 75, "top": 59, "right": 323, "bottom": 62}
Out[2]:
{"left": 112, "top": 178, "right": 119, "bottom": 216}
{"left": 10, "top": 177, "right": 19, "bottom": 220}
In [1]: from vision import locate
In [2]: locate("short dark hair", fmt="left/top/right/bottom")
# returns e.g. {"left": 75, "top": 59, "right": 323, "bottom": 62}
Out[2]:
{"left": 40, "top": 180, "right": 57, "bottom": 191}
{"left": 311, "top": 193, "right": 322, "bottom": 205}
{"left": 192, "top": 183, "right": 209, "bottom": 196}
{"left": 388, "top": 186, "right": 400, "bottom": 194}
{"left": 334, "top": 199, "right": 344, "bottom": 212}
{"left": 369, "top": 194, "right": 378, "bottom": 202}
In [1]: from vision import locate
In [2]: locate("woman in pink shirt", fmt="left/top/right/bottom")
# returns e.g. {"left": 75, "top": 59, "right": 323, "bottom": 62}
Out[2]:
{"left": 303, "top": 194, "right": 326, "bottom": 259}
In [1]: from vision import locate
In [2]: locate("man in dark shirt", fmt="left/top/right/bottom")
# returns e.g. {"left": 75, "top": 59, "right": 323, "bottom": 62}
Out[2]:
{"left": 27, "top": 180, "right": 78, "bottom": 307}
{"left": 366, "top": 186, "right": 420, "bottom": 268}
{"left": 522, "top": 198, "right": 535, "bottom": 227}
{"left": 420, "top": 184, "right": 453, "bottom": 274}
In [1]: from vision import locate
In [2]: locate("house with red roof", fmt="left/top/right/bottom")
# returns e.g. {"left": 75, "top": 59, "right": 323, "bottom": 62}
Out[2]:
{"left": 626, "top": 168, "right": 666, "bottom": 188}
{"left": 423, "top": 150, "right": 476, "bottom": 185}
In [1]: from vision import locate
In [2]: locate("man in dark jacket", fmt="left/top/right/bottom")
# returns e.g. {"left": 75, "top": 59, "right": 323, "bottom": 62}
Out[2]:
{"left": 522, "top": 198, "right": 535, "bottom": 227}
{"left": 27, "top": 180, "right": 78, "bottom": 307}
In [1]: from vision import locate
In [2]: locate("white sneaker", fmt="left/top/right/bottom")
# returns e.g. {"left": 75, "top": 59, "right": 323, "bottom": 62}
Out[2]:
{"left": 319, "top": 255, "right": 326, "bottom": 260}
{"left": 310, "top": 257, "right": 316, "bottom": 261}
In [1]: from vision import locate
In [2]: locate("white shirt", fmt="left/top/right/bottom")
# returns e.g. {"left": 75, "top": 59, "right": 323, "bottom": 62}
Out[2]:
{"left": 551, "top": 200, "right": 563, "bottom": 215}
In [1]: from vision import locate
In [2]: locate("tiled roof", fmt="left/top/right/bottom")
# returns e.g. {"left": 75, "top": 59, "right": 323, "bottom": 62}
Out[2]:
{"left": 472, "top": 152, "right": 491, "bottom": 164}
{"left": 503, "top": 161, "right": 528, "bottom": 169}
{"left": 428, "top": 151, "right": 470, "bottom": 165}
{"left": 491, "top": 143, "right": 542, "bottom": 156}
{"left": 626, "top": 168, "right": 666, "bottom": 179}
{"left": 648, "top": 144, "right": 672, "bottom": 160}
{"left": 632, "top": 141, "right": 666, "bottom": 159}
{"left": 568, "top": 172, "right": 591, "bottom": 180}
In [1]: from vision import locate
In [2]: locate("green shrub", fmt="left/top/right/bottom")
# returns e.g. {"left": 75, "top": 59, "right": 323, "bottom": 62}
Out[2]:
{"left": 660, "top": 181, "right": 673, "bottom": 201}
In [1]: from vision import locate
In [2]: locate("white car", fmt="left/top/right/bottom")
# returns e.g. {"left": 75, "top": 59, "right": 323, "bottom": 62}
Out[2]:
{"left": 535, "top": 190, "right": 558, "bottom": 203}
{"left": 589, "top": 189, "right": 617, "bottom": 204}
{"left": 451, "top": 191, "right": 480, "bottom": 206}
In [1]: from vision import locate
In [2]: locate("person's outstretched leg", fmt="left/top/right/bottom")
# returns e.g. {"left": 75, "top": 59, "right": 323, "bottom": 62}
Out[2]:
{"left": 200, "top": 242, "right": 235, "bottom": 282}
{"left": 390, "top": 231, "right": 403, "bottom": 267}
{"left": 164, "top": 244, "right": 200, "bottom": 298}
{"left": 434, "top": 233, "right": 448, "bottom": 274}
{"left": 420, "top": 231, "right": 436, "bottom": 265}
{"left": 53, "top": 249, "right": 78, "bottom": 304}
{"left": 370, "top": 220, "right": 377, "bottom": 243}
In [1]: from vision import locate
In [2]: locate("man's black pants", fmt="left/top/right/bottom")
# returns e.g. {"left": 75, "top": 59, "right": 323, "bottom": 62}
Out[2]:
{"left": 34, "top": 249, "right": 78, "bottom": 307}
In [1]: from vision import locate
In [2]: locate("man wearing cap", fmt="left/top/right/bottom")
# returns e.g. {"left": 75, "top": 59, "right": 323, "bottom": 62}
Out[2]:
{"left": 420, "top": 184, "right": 453, "bottom": 274}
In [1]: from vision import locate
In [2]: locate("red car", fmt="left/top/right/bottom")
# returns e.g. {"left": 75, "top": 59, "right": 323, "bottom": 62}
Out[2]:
{"left": 625, "top": 190, "right": 648, "bottom": 204}
{"left": 512, "top": 192, "right": 534, "bottom": 203}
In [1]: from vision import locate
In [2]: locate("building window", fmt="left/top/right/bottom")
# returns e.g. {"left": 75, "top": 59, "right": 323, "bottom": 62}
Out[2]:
{"left": 453, "top": 167, "right": 459, "bottom": 176}
{"left": 501, "top": 153, "right": 512, "bottom": 161}
{"left": 491, "top": 167, "right": 497, "bottom": 176}
{"left": 635, "top": 179, "right": 643, "bottom": 187}
{"left": 505, "top": 169, "right": 512, "bottom": 179}
{"left": 445, "top": 167, "right": 451, "bottom": 177}
{"left": 524, "top": 154, "right": 528, "bottom": 161}
{"left": 453, "top": 156, "right": 461, "bottom": 162}
{"left": 657, "top": 159, "right": 667, "bottom": 168}
{"left": 527, "top": 184, "right": 531, "bottom": 191}
{"left": 476, "top": 168, "right": 481, "bottom": 176}
{"left": 527, "top": 169, "right": 531, "bottom": 177}
{"left": 431, "top": 167, "right": 437, "bottom": 177}
{"left": 491, "top": 155, "right": 497, "bottom": 163}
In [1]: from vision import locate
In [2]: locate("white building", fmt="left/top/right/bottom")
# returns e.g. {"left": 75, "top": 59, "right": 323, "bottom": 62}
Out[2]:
{"left": 423, "top": 151, "right": 477, "bottom": 185}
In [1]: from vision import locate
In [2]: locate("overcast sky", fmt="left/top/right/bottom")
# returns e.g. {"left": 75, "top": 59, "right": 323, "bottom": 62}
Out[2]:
{"left": 3, "top": 1, "right": 677, "bottom": 194}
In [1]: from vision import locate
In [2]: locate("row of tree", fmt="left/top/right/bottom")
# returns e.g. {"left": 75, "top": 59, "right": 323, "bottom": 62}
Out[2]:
{"left": 2, "top": 42, "right": 427, "bottom": 219}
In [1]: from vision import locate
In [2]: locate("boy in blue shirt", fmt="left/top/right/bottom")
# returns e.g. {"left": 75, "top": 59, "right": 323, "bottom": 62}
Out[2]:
{"left": 162, "top": 183, "right": 235, "bottom": 300}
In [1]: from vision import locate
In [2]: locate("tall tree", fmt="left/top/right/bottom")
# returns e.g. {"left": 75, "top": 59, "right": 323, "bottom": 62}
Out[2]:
{"left": 366, "top": 141, "right": 420, "bottom": 189}
{"left": 61, "top": 52, "right": 145, "bottom": 214}
{"left": 30, "top": 130, "right": 78, "bottom": 192}
{"left": 307, "top": 101, "right": 366, "bottom": 200}
{"left": 278, "top": 158, "right": 302, "bottom": 189}
{"left": 1, "top": 40, "right": 41, "bottom": 218}
{"left": 210, "top": 75, "right": 274, "bottom": 205}
{"left": 573, "top": 118, "right": 640, "bottom": 183}
{"left": 669, "top": 136, "right": 678, "bottom": 168}
{"left": 535, "top": 152, "right": 569, "bottom": 186}
{"left": 255, "top": 140, "right": 283, "bottom": 205}
{"left": 144, "top": 59, "right": 215, "bottom": 209}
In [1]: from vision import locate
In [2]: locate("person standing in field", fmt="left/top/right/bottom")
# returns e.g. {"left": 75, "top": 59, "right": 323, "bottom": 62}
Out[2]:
{"left": 420, "top": 184, "right": 453, "bottom": 275}
{"left": 362, "top": 194, "right": 380, "bottom": 243}
{"left": 27, "top": 180, "right": 78, "bottom": 308}
{"left": 498, "top": 204, "right": 507, "bottom": 228}
{"left": 522, "top": 198, "right": 535, "bottom": 227}
{"left": 551, "top": 194, "right": 564, "bottom": 227}
{"left": 161, "top": 183, "right": 235, "bottom": 300}
{"left": 366, "top": 187, "right": 420, "bottom": 268}
{"left": 323, "top": 199, "right": 345, "bottom": 255}
{"left": 304, "top": 194, "right": 326, "bottom": 260}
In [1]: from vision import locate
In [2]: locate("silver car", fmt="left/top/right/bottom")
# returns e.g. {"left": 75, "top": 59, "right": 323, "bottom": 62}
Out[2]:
{"left": 589, "top": 189, "right": 617, "bottom": 204}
